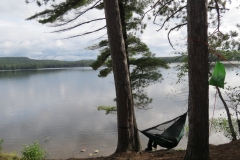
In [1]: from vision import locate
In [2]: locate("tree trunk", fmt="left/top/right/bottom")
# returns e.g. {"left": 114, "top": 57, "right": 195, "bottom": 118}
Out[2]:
{"left": 118, "top": 0, "right": 142, "bottom": 151}
{"left": 184, "top": 0, "right": 209, "bottom": 159}
{"left": 236, "top": 103, "right": 240, "bottom": 135}
{"left": 216, "top": 86, "right": 237, "bottom": 141}
{"left": 237, "top": 119, "right": 240, "bottom": 135}
{"left": 118, "top": 0, "right": 129, "bottom": 60}
{"left": 103, "top": 0, "right": 141, "bottom": 153}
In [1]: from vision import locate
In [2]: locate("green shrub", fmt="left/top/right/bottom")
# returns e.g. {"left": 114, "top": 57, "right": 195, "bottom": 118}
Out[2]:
{"left": 21, "top": 141, "right": 48, "bottom": 160}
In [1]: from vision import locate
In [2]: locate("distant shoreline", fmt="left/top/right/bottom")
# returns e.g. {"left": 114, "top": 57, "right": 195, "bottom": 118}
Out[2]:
{"left": 0, "top": 56, "right": 239, "bottom": 71}
{"left": 0, "top": 57, "right": 95, "bottom": 71}
{"left": 0, "top": 67, "right": 95, "bottom": 72}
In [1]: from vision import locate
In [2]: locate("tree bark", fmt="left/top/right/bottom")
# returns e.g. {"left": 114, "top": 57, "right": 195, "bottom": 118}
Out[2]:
{"left": 118, "top": 0, "right": 129, "bottom": 60}
{"left": 185, "top": 0, "right": 209, "bottom": 159}
{"left": 103, "top": 0, "right": 141, "bottom": 153}
{"left": 216, "top": 86, "right": 237, "bottom": 141}
{"left": 118, "top": 0, "right": 142, "bottom": 151}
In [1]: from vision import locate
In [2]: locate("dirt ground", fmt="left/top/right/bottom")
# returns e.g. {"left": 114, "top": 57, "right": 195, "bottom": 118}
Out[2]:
{"left": 63, "top": 140, "right": 240, "bottom": 160}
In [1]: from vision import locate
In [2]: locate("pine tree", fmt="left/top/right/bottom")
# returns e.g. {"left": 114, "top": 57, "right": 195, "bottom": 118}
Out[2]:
{"left": 26, "top": 0, "right": 161, "bottom": 153}
{"left": 89, "top": 0, "right": 168, "bottom": 109}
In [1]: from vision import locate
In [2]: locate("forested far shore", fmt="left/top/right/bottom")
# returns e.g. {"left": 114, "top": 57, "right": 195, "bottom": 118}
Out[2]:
{"left": 0, "top": 53, "right": 239, "bottom": 70}
{"left": 0, "top": 57, "right": 95, "bottom": 70}
{"left": 160, "top": 50, "right": 240, "bottom": 63}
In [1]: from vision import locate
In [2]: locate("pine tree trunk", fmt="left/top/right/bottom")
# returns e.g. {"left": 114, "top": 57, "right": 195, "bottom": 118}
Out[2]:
{"left": 184, "top": 0, "right": 209, "bottom": 159}
{"left": 118, "top": 0, "right": 129, "bottom": 59}
{"left": 103, "top": 0, "right": 141, "bottom": 153}
{"left": 118, "top": 0, "right": 142, "bottom": 152}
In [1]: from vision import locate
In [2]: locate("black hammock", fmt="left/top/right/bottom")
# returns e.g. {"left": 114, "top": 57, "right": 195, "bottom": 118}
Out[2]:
{"left": 139, "top": 112, "right": 187, "bottom": 149}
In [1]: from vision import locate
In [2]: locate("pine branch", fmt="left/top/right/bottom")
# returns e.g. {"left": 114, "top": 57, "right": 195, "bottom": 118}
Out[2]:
{"left": 167, "top": 23, "right": 187, "bottom": 49}
{"left": 208, "top": 6, "right": 229, "bottom": 10}
{"left": 26, "top": 0, "right": 83, "bottom": 22}
{"left": 92, "top": 34, "right": 107, "bottom": 41}
{"left": 214, "top": 0, "right": 221, "bottom": 31}
{"left": 152, "top": 0, "right": 175, "bottom": 26}
{"left": 51, "top": 18, "right": 105, "bottom": 33}
{"left": 63, "top": 26, "right": 106, "bottom": 39}
{"left": 141, "top": 0, "right": 162, "bottom": 21}
{"left": 27, "top": 0, "right": 101, "bottom": 25}
{"left": 27, "top": 0, "right": 52, "bottom": 6}
{"left": 156, "top": 5, "right": 187, "bottom": 31}
{"left": 52, "top": 0, "right": 102, "bottom": 27}
{"left": 26, "top": 9, "right": 53, "bottom": 21}
{"left": 26, "top": 0, "right": 36, "bottom": 4}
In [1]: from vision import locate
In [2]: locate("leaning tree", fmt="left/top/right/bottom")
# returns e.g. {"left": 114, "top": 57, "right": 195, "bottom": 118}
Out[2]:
{"left": 102, "top": 0, "right": 141, "bottom": 152}
{"left": 88, "top": 0, "right": 169, "bottom": 110}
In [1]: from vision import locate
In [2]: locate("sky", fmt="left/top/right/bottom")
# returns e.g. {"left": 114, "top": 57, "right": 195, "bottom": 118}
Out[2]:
{"left": 0, "top": 0, "right": 239, "bottom": 61}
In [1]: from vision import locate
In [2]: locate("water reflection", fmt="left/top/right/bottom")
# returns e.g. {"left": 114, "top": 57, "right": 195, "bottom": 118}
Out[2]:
{"left": 0, "top": 64, "right": 239, "bottom": 158}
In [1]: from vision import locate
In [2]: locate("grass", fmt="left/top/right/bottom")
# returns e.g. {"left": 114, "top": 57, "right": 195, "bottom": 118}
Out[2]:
{"left": 0, "top": 139, "right": 20, "bottom": 160}
{"left": 0, "top": 152, "right": 20, "bottom": 160}
{"left": 0, "top": 139, "right": 48, "bottom": 160}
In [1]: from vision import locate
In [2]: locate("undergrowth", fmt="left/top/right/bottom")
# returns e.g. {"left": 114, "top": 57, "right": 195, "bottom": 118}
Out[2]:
{"left": 0, "top": 139, "right": 20, "bottom": 160}
{"left": 0, "top": 139, "right": 49, "bottom": 160}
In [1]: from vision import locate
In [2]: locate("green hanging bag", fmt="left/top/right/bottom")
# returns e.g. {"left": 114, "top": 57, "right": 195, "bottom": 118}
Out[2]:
{"left": 209, "top": 61, "right": 226, "bottom": 88}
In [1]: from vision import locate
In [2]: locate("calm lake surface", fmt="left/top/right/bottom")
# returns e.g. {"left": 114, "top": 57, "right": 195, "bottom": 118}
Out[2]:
{"left": 0, "top": 63, "right": 239, "bottom": 158}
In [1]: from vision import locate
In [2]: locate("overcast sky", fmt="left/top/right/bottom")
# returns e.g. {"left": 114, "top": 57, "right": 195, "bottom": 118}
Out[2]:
{"left": 0, "top": 0, "right": 239, "bottom": 61}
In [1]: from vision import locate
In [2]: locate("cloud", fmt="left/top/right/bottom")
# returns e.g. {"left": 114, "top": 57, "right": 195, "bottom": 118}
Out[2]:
{"left": 0, "top": 0, "right": 107, "bottom": 60}
{"left": 56, "top": 40, "right": 64, "bottom": 47}
{"left": 0, "top": 0, "right": 239, "bottom": 60}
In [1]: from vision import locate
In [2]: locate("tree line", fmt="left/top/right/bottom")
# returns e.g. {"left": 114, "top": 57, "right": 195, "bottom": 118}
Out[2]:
{"left": 0, "top": 57, "right": 94, "bottom": 70}
{"left": 162, "top": 50, "right": 240, "bottom": 63}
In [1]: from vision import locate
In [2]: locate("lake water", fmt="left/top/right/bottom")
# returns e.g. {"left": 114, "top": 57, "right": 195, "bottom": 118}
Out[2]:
{"left": 0, "top": 63, "right": 239, "bottom": 159}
